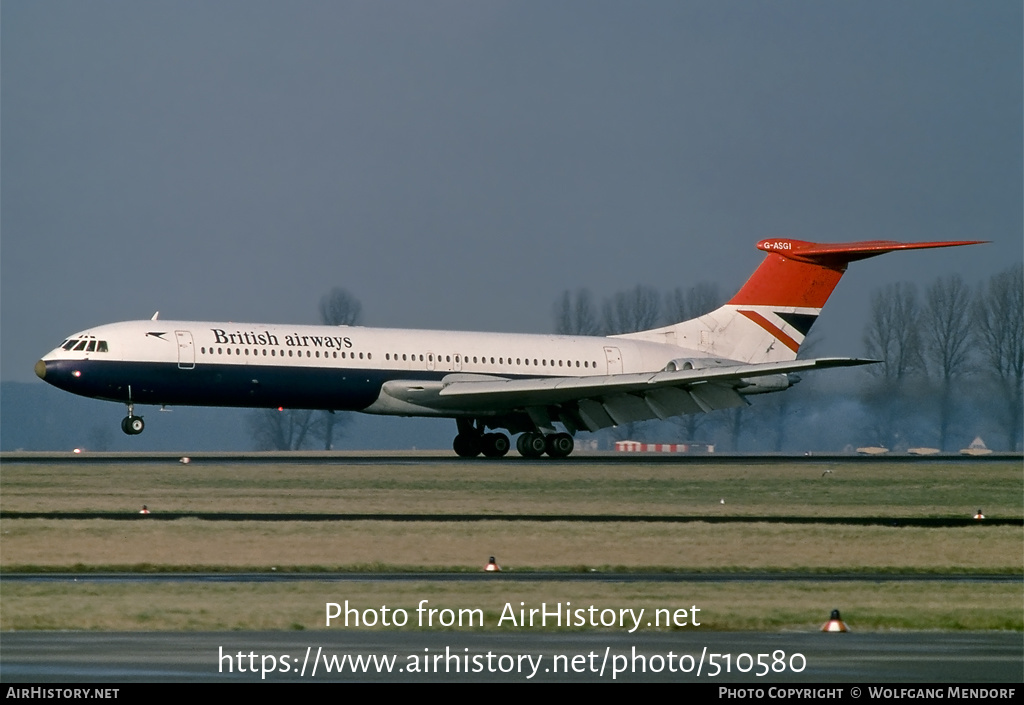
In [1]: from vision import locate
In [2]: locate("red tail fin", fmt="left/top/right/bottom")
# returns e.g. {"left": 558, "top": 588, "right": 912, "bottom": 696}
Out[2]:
{"left": 622, "top": 238, "right": 985, "bottom": 364}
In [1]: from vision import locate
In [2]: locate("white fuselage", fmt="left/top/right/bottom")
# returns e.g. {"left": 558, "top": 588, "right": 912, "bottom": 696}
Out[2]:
{"left": 37, "top": 319, "right": 706, "bottom": 417}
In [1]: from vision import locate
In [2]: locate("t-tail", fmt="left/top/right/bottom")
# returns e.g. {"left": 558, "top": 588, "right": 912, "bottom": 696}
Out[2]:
{"left": 619, "top": 238, "right": 985, "bottom": 364}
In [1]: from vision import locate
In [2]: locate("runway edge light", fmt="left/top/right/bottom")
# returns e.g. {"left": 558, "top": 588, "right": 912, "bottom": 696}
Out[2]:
{"left": 821, "top": 609, "right": 848, "bottom": 632}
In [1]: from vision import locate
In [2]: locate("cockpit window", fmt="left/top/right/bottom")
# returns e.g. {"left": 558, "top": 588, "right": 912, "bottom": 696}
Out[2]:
{"left": 61, "top": 337, "right": 109, "bottom": 353}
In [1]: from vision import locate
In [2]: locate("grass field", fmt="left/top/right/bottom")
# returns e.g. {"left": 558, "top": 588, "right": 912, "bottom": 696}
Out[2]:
{"left": 2, "top": 459, "right": 1021, "bottom": 517}
{"left": 1, "top": 458, "right": 1021, "bottom": 631}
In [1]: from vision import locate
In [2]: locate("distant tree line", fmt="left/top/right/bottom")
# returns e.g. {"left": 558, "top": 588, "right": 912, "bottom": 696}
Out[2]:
{"left": 554, "top": 283, "right": 722, "bottom": 336}
{"left": 860, "top": 265, "right": 1022, "bottom": 451}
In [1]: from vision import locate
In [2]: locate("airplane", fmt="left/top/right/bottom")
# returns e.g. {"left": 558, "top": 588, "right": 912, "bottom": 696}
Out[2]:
{"left": 35, "top": 238, "right": 981, "bottom": 458}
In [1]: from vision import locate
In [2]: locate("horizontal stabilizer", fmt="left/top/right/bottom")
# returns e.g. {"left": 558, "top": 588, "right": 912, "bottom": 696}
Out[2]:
{"left": 756, "top": 239, "right": 988, "bottom": 265}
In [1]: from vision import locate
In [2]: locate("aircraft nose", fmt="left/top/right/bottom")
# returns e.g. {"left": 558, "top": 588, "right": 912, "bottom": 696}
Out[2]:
{"left": 34, "top": 360, "right": 47, "bottom": 380}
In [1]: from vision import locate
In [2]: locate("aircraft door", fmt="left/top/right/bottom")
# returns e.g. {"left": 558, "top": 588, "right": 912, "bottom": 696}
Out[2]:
{"left": 176, "top": 330, "right": 195, "bottom": 369}
{"left": 604, "top": 346, "right": 622, "bottom": 375}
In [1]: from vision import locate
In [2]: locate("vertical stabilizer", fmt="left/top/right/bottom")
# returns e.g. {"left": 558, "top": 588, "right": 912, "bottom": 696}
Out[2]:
{"left": 619, "top": 238, "right": 984, "bottom": 364}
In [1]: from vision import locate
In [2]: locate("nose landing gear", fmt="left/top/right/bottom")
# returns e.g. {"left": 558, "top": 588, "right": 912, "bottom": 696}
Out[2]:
{"left": 121, "top": 400, "right": 144, "bottom": 435}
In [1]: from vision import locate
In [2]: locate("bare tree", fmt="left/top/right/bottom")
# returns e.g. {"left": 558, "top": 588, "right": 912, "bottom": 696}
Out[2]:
{"left": 664, "top": 282, "right": 721, "bottom": 323}
{"left": 553, "top": 288, "right": 602, "bottom": 335}
{"left": 317, "top": 287, "right": 362, "bottom": 449}
{"left": 249, "top": 287, "right": 364, "bottom": 451}
{"left": 863, "top": 282, "right": 925, "bottom": 381}
{"left": 974, "top": 265, "right": 1024, "bottom": 450}
{"left": 602, "top": 285, "right": 662, "bottom": 334}
{"left": 861, "top": 282, "right": 925, "bottom": 449}
{"left": 319, "top": 287, "right": 363, "bottom": 326}
{"left": 249, "top": 408, "right": 319, "bottom": 450}
{"left": 921, "top": 275, "right": 973, "bottom": 449}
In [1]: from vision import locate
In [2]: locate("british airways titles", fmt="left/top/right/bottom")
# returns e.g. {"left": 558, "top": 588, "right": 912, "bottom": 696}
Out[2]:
{"left": 211, "top": 328, "right": 354, "bottom": 350}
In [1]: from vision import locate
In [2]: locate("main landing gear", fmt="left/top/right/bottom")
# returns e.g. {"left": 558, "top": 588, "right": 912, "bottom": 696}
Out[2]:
{"left": 121, "top": 402, "right": 144, "bottom": 435}
{"left": 517, "top": 431, "right": 574, "bottom": 459}
{"left": 453, "top": 419, "right": 511, "bottom": 458}
{"left": 452, "top": 420, "right": 574, "bottom": 459}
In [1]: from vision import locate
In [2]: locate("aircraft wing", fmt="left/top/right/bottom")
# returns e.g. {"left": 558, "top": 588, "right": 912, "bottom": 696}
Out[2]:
{"left": 416, "top": 357, "right": 876, "bottom": 433}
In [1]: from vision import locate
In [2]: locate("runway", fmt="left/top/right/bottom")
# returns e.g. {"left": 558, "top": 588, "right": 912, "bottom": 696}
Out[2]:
{"left": 4, "top": 571, "right": 1020, "bottom": 584}
{"left": 2, "top": 630, "right": 1021, "bottom": 683}
{"left": 3, "top": 450, "right": 1021, "bottom": 465}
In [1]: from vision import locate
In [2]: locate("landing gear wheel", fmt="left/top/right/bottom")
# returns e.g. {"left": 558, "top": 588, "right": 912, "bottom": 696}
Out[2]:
{"left": 453, "top": 433, "right": 482, "bottom": 458}
{"left": 481, "top": 433, "right": 510, "bottom": 458}
{"left": 545, "top": 432, "right": 574, "bottom": 458}
{"left": 121, "top": 416, "right": 145, "bottom": 435}
{"left": 516, "top": 432, "right": 547, "bottom": 459}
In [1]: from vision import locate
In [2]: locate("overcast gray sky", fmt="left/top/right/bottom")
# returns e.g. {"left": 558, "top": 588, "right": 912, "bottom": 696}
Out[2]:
{"left": 3, "top": 0, "right": 1020, "bottom": 383}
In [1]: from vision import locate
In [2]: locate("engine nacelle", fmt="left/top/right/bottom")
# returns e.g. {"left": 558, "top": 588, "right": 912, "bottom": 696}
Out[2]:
{"left": 663, "top": 357, "right": 738, "bottom": 372}
{"left": 736, "top": 373, "right": 797, "bottom": 394}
